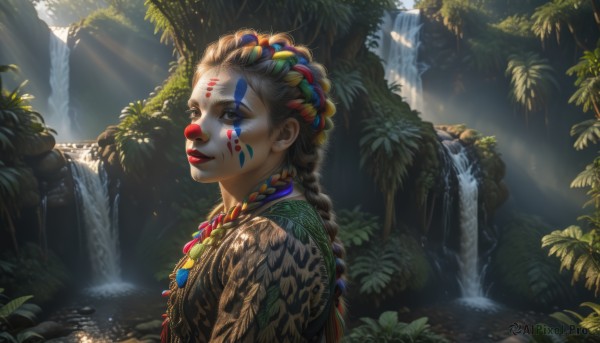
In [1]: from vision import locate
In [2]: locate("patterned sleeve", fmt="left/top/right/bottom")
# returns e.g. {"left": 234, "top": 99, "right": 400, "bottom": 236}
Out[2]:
{"left": 209, "top": 216, "right": 331, "bottom": 343}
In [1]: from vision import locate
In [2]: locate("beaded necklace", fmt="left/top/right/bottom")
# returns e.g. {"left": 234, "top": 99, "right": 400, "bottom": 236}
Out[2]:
{"left": 161, "top": 166, "right": 297, "bottom": 342}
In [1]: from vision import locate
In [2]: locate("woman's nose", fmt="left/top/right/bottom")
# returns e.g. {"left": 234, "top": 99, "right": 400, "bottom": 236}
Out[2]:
{"left": 184, "top": 123, "right": 209, "bottom": 141}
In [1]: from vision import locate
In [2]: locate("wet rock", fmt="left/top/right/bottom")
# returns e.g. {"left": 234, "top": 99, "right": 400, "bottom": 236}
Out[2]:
{"left": 45, "top": 179, "right": 73, "bottom": 208}
{"left": 97, "top": 126, "right": 118, "bottom": 147}
{"left": 34, "top": 149, "right": 67, "bottom": 176}
{"left": 436, "top": 130, "right": 453, "bottom": 141}
{"left": 78, "top": 306, "right": 95, "bottom": 315}
{"left": 134, "top": 319, "right": 162, "bottom": 333}
{"left": 28, "top": 321, "right": 71, "bottom": 340}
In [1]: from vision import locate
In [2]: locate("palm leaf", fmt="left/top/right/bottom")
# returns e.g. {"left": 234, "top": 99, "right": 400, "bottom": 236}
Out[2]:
{"left": 571, "top": 160, "right": 600, "bottom": 188}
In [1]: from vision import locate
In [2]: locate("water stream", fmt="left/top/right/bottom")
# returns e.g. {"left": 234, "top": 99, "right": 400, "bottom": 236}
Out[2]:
{"left": 69, "top": 148, "right": 134, "bottom": 297}
{"left": 47, "top": 27, "right": 73, "bottom": 141}
{"left": 442, "top": 141, "right": 496, "bottom": 310}
{"left": 370, "top": 9, "right": 426, "bottom": 111}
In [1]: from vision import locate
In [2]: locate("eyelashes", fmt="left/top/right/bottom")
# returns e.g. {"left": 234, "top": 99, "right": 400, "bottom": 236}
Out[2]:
{"left": 186, "top": 108, "right": 200, "bottom": 120}
{"left": 186, "top": 107, "right": 243, "bottom": 122}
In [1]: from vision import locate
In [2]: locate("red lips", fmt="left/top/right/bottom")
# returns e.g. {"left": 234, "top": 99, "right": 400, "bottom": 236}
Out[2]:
{"left": 186, "top": 149, "right": 214, "bottom": 164}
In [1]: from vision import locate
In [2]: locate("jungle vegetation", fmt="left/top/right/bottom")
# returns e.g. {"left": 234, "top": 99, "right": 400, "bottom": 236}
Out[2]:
{"left": 5, "top": 0, "right": 600, "bottom": 340}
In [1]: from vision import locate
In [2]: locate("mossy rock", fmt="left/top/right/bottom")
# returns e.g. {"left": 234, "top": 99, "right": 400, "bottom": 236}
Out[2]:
{"left": 459, "top": 129, "right": 479, "bottom": 145}
{"left": 444, "top": 124, "right": 467, "bottom": 138}
{"left": 19, "top": 132, "right": 56, "bottom": 157}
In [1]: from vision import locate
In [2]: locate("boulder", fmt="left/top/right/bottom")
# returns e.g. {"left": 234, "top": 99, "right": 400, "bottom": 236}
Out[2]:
{"left": 33, "top": 149, "right": 67, "bottom": 177}
{"left": 20, "top": 133, "right": 56, "bottom": 157}
{"left": 28, "top": 321, "right": 71, "bottom": 341}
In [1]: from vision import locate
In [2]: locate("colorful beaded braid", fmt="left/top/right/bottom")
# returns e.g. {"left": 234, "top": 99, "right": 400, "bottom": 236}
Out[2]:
{"left": 239, "top": 32, "right": 347, "bottom": 341}
{"left": 239, "top": 33, "right": 336, "bottom": 146}
{"left": 161, "top": 166, "right": 296, "bottom": 342}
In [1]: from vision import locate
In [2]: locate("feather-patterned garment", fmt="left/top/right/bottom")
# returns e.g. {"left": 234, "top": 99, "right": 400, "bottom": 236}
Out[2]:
{"left": 165, "top": 200, "right": 336, "bottom": 343}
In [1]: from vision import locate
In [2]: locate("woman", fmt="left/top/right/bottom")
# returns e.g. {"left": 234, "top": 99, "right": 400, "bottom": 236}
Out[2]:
{"left": 161, "top": 29, "right": 346, "bottom": 343}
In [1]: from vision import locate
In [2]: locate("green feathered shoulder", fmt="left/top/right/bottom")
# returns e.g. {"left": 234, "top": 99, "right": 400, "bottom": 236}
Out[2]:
{"left": 260, "top": 199, "right": 336, "bottom": 284}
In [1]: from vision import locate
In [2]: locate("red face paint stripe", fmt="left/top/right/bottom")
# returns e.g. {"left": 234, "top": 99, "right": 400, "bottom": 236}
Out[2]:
{"left": 227, "top": 141, "right": 233, "bottom": 155}
{"left": 227, "top": 130, "right": 233, "bottom": 139}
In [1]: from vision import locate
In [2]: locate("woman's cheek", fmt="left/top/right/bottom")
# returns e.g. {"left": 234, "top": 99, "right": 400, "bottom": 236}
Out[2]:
{"left": 225, "top": 128, "right": 254, "bottom": 168}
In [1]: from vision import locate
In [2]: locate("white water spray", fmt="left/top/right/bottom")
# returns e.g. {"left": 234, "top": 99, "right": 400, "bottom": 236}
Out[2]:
{"left": 370, "top": 9, "right": 426, "bottom": 112}
{"left": 47, "top": 27, "right": 74, "bottom": 141}
{"left": 70, "top": 148, "right": 134, "bottom": 297}
{"left": 443, "top": 141, "right": 496, "bottom": 310}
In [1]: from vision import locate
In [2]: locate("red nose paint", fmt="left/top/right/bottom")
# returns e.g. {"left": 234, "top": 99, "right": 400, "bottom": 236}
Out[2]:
{"left": 184, "top": 123, "right": 204, "bottom": 140}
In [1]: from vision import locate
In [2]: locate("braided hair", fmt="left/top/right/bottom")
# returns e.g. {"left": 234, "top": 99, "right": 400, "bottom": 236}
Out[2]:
{"left": 194, "top": 29, "right": 347, "bottom": 341}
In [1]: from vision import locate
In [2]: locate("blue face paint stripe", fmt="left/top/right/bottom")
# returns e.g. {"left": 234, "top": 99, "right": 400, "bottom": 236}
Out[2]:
{"left": 233, "top": 78, "right": 247, "bottom": 137}
{"left": 239, "top": 151, "right": 245, "bottom": 168}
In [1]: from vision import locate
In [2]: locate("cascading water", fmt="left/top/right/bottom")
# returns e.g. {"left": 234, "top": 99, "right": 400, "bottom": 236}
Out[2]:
{"left": 47, "top": 27, "right": 73, "bottom": 141}
{"left": 372, "top": 8, "right": 497, "bottom": 309}
{"left": 369, "top": 9, "right": 426, "bottom": 112}
{"left": 442, "top": 140, "right": 496, "bottom": 310}
{"left": 69, "top": 147, "right": 134, "bottom": 297}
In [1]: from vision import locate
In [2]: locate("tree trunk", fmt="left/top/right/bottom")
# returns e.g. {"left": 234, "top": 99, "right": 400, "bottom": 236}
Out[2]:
{"left": 567, "top": 22, "right": 589, "bottom": 51}
{"left": 383, "top": 190, "right": 394, "bottom": 239}
{"left": 590, "top": 0, "right": 600, "bottom": 29}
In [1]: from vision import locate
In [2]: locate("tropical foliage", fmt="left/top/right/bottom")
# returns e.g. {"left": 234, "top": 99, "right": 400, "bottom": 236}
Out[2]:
{"left": 330, "top": 62, "right": 367, "bottom": 127}
{"left": 505, "top": 52, "right": 559, "bottom": 126}
{"left": 343, "top": 311, "right": 449, "bottom": 343}
{"left": 539, "top": 5, "right": 600, "bottom": 332}
{"left": 359, "top": 111, "right": 421, "bottom": 238}
{"left": 567, "top": 43, "right": 600, "bottom": 120}
{"left": 114, "top": 99, "right": 173, "bottom": 180}
{"left": 144, "top": 0, "right": 392, "bottom": 69}
{"left": 0, "top": 288, "right": 44, "bottom": 343}
{"left": 0, "top": 243, "right": 69, "bottom": 303}
{"left": 0, "top": 65, "right": 54, "bottom": 253}
{"left": 336, "top": 206, "right": 379, "bottom": 248}
{"left": 337, "top": 206, "right": 430, "bottom": 305}
{"left": 543, "top": 224, "right": 600, "bottom": 296}
{"left": 493, "top": 213, "right": 574, "bottom": 308}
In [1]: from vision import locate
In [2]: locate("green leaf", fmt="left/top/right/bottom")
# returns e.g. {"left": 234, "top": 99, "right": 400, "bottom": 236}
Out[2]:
{"left": 0, "top": 332, "right": 17, "bottom": 343}
{"left": 571, "top": 119, "right": 600, "bottom": 150}
{"left": 0, "top": 295, "right": 33, "bottom": 318}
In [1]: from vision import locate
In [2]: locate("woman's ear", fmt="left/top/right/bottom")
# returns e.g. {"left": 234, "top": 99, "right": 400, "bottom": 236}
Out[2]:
{"left": 272, "top": 117, "right": 300, "bottom": 153}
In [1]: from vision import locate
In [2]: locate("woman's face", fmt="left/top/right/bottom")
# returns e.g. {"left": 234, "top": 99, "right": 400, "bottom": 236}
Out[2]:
{"left": 185, "top": 67, "right": 278, "bottom": 184}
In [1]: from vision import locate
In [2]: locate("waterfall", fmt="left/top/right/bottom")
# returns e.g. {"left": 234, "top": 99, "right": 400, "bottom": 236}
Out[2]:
{"left": 69, "top": 148, "right": 134, "bottom": 297}
{"left": 442, "top": 140, "right": 496, "bottom": 310}
{"left": 47, "top": 27, "right": 73, "bottom": 141}
{"left": 369, "top": 9, "right": 426, "bottom": 112}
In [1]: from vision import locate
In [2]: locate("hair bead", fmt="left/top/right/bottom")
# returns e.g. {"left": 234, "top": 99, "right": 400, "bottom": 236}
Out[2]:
{"left": 284, "top": 71, "right": 303, "bottom": 87}
{"left": 292, "top": 64, "right": 314, "bottom": 84}
{"left": 273, "top": 51, "right": 295, "bottom": 60}
{"left": 248, "top": 46, "right": 262, "bottom": 63}
{"left": 239, "top": 33, "right": 258, "bottom": 47}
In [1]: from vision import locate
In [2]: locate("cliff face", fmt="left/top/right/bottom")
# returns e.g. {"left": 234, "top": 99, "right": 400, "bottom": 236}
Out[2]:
{"left": 0, "top": 0, "right": 51, "bottom": 111}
